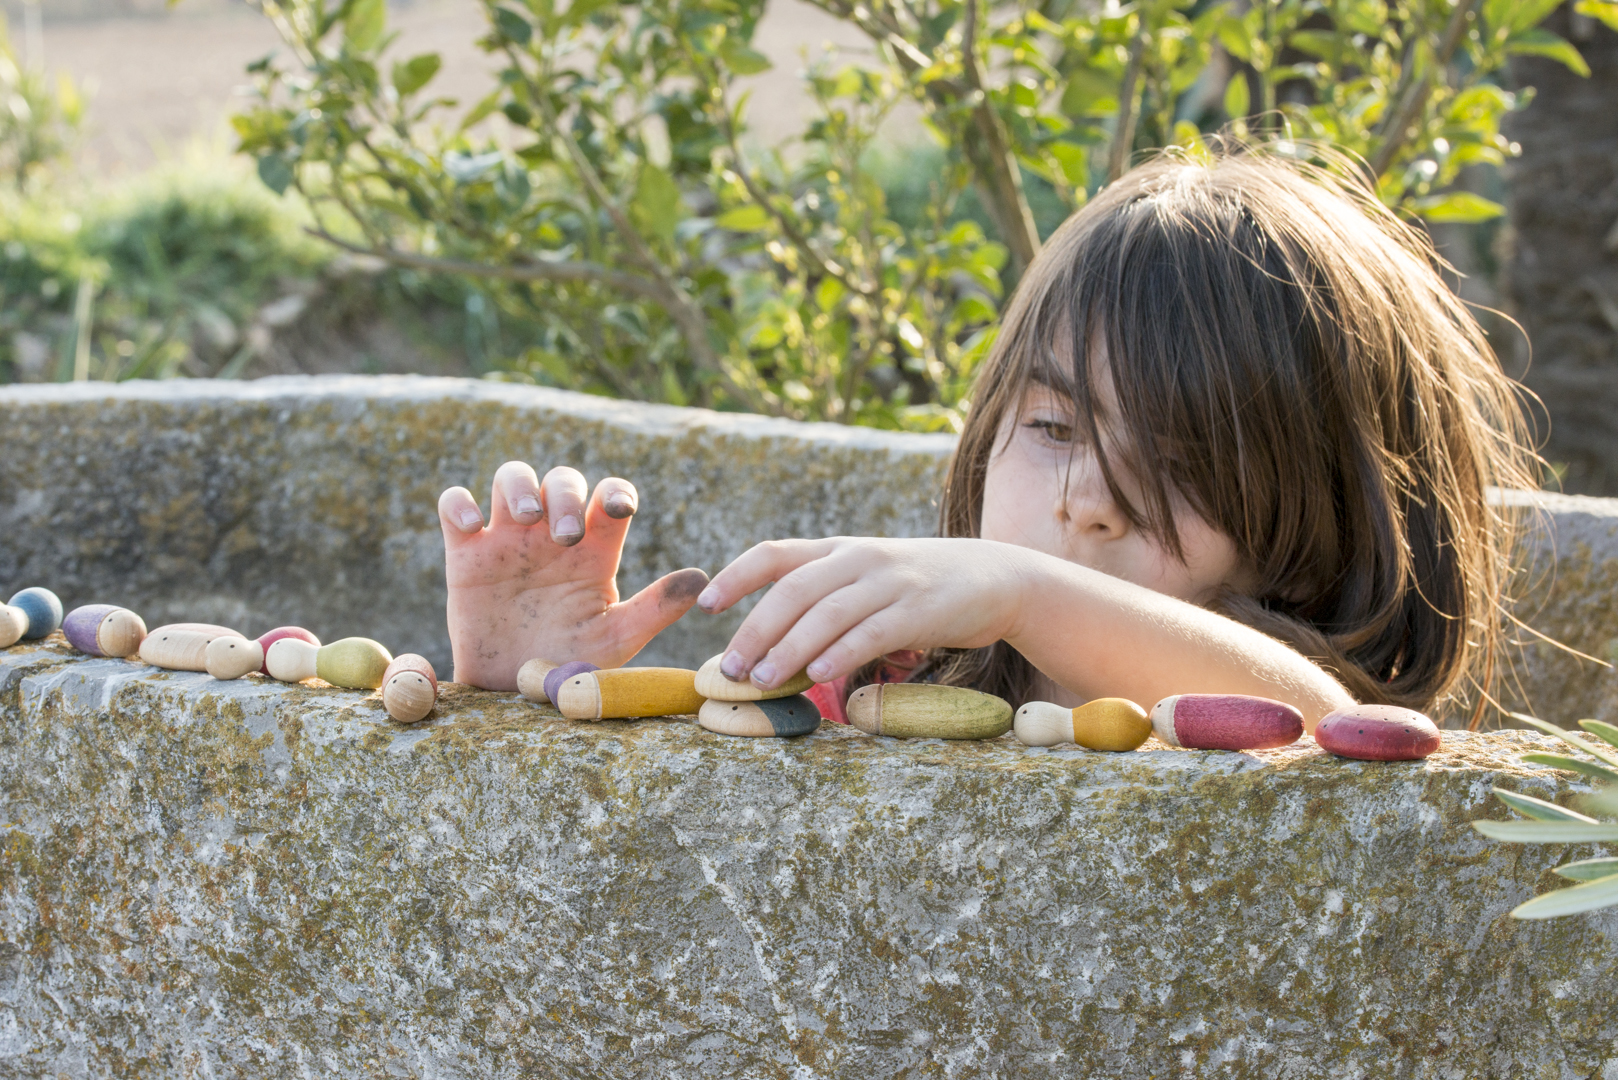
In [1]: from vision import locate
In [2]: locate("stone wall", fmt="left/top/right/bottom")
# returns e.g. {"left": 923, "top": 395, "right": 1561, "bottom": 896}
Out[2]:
{"left": 0, "top": 640, "right": 1614, "bottom": 1078}
{"left": 0, "top": 376, "right": 952, "bottom": 677}
{"left": 1, "top": 375, "right": 1617, "bottom": 725}
{"left": 2, "top": 377, "right": 1618, "bottom": 1075}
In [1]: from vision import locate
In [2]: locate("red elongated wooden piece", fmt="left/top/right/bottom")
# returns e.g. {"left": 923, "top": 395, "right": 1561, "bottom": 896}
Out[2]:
{"left": 1150, "top": 694, "right": 1303, "bottom": 751}
{"left": 1314, "top": 704, "right": 1440, "bottom": 761}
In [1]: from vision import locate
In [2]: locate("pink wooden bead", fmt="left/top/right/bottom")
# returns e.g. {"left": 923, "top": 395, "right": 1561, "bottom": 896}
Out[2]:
{"left": 1314, "top": 704, "right": 1440, "bottom": 761}
{"left": 1150, "top": 694, "right": 1304, "bottom": 751}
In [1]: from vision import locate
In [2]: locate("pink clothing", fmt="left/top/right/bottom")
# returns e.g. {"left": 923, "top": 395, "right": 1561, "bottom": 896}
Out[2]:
{"left": 807, "top": 650, "right": 925, "bottom": 725}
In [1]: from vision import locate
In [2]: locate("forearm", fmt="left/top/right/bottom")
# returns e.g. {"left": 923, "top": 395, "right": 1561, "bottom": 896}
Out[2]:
{"left": 1003, "top": 550, "right": 1354, "bottom": 731}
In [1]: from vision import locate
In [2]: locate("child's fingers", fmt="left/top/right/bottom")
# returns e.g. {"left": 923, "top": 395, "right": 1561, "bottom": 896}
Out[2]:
{"left": 540, "top": 466, "right": 590, "bottom": 546}
{"left": 488, "top": 461, "right": 545, "bottom": 530}
{"left": 438, "top": 486, "right": 484, "bottom": 545}
{"left": 609, "top": 567, "right": 712, "bottom": 661}
{"left": 576, "top": 478, "right": 639, "bottom": 566}
{"left": 714, "top": 549, "right": 876, "bottom": 681}
{"left": 697, "top": 538, "right": 839, "bottom": 616}
{"left": 744, "top": 583, "right": 899, "bottom": 689}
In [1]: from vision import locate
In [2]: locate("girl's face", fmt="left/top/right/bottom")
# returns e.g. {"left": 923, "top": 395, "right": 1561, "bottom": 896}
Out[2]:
{"left": 981, "top": 381, "right": 1252, "bottom": 603}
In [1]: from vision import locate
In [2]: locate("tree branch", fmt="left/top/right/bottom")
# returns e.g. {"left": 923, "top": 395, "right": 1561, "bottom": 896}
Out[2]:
{"left": 1368, "top": 0, "right": 1480, "bottom": 176}
{"left": 962, "top": 0, "right": 1041, "bottom": 270}
{"left": 305, "top": 229, "right": 678, "bottom": 298}
{"left": 1107, "top": 21, "right": 1148, "bottom": 183}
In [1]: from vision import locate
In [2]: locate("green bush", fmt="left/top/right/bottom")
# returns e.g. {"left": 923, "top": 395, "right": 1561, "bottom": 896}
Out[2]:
{"left": 228, "top": 0, "right": 1607, "bottom": 427}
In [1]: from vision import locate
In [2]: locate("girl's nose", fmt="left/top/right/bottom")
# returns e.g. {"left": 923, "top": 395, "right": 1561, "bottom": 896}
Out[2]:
{"left": 1059, "top": 466, "right": 1130, "bottom": 541}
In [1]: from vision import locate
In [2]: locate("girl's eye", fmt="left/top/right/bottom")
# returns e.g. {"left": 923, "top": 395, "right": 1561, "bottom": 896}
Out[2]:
{"left": 1024, "top": 418, "right": 1077, "bottom": 444}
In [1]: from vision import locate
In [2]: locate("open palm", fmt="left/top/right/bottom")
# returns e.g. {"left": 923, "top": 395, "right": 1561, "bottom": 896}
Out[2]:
{"left": 440, "top": 462, "right": 708, "bottom": 690}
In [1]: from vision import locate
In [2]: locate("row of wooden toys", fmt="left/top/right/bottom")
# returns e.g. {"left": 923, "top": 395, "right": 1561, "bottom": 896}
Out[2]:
{"left": 513, "top": 649, "right": 1442, "bottom": 760}
{"left": 5, "top": 586, "right": 1441, "bottom": 759}
{"left": 0, "top": 588, "right": 439, "bottom": 724}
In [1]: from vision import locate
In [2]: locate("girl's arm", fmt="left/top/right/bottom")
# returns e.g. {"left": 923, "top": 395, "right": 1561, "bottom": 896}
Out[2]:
{"left": 698, "top": 537, "right": 1354, "bottom": 730}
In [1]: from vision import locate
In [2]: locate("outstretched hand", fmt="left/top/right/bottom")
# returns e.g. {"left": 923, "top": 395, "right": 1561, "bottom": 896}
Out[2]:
{"left": 440, "top": 461, "right": 709, "bottom": 690}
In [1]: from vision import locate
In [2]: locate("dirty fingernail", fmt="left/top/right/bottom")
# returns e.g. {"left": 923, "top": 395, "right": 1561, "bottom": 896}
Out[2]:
{"left": 457, "top": 509, "right": 482, "bottom": 531}
{"left": 554, "top": 515, "right": 583, "bottom": 543}
{"left": 697, "top": 586, "right": 720, "bottom": 612}
{"left": 515, "top": 495, "right": 540, "bottom": 517}
{"left": 720, "top": 650, "right": 751, "bottom": 680}
{"left": 750, "top": 660, "right": 778, "bottom": 687}
{"left": 604, "top": 492, "right": 636, "bottom": 519}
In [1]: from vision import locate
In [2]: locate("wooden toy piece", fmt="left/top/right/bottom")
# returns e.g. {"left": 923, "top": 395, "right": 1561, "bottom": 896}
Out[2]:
{"left": 7, "top": 587, "right": 62, "bottom": 640}
{"left": 1314, "top": 704, "right": 1441, "bottom": 761}
{"left": 516, "top": 659, "right": 558, "bottom": 703}
{"left": 139, "top": 624, "right": 245, "bottom": 672}
{"left": 698, "top": 694, "right": 822, "bottom": 737}
{"left": 265, "top": 638, "right": 320, "bottom": 682}
{"left": 693, "top": 653, "right": 814, "bottom": 702}
{"left": 381, "top": 654, "right": 438, "bottom": 724}
{"left": 0, "top": 606, "right": 27, "bottom": 648}
{"left": 556, "top": 667, "right": 704, "bottom": 721}
{"left": 1014, "top": 698, "right": 1151, "bottom": 750}
{"left": 62, "top": 605, "right": 148, "bottom": 658}
{"left": 544, "top": 661, "right": 599, "bottom": 706}
{"left": 267, "top": 636, "right": 393, "bottom": 689}
{"left": 845, "top": 683, "right": 1013, "bottom": 740}
{"left": 205, "top": 626, "right": 322, "bottom": 680}
{"left": 1150, "top": 694, "right": 1304, "bottom": 751}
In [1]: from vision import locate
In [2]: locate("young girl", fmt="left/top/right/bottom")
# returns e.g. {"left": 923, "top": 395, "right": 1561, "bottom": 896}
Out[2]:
{"left": 437, "top": 144, "right": 1537, "bottom": 728}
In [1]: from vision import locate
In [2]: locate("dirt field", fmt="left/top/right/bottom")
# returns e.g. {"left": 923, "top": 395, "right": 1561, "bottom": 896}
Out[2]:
{"left": 22, "top": 0, "right": 917, "bottom": 174}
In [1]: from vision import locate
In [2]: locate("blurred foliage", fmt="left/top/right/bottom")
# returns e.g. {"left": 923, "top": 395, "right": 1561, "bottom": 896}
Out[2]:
{"left": 230, "top": 0, "right": 1598, "bottom": 426}
{"left": 0, "top": 15, "right": 83, "bottom": 191}
{"left": 0, "top": 160, "right": 324, "bottom": 380}
{"left": 1474, "top": 713, "right": 1618, "bottom": 920}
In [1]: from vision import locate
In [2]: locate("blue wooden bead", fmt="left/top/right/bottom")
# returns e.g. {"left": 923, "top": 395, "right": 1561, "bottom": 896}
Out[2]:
{"left": 7, "top": 588, "right": 62, "bottom": 640}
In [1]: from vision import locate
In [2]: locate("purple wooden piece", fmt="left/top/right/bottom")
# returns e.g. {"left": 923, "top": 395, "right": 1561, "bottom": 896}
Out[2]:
{"left": 544, "top": 661, "right": 599, "bottom": 705}
{"left": 63, "top": 604, "right": 118, "bottom": 656}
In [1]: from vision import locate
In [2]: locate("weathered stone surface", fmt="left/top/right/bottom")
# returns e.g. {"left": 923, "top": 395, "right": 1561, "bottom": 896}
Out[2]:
{"left": 2, "top": 375, "right": 1617, "bottom": 724}
{"left": 1496, "top": 489, "right": 1618, "bottom": 726}
{"left": 0, "top": 639, "right": 1614, "bottom": 1077}
{"left": 0, "top": 377, "right": 951, "bottom": 675}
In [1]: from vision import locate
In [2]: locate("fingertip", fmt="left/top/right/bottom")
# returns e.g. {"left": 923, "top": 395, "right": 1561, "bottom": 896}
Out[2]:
{"left": 660, "top": 567, "right": 710, "bottom": 607}
{"left": 439, "top": 487, "right": 484, "bottom": 534}
{"left": 600, "top": 478, "right": 638, "bottom": 520}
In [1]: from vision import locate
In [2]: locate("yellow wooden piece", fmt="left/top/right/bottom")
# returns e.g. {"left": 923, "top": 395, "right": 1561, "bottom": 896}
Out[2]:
{"left": 846, "top": 683, "right": 1013, "bottom": 740}
{"left": 205, "top": 637, "right": 265, "bottom": 680}
{"left": 557, "top": 667, "right": 703, "bottom": 720}
{"left": 693, "top": 653, "right": 813, "bottom": 702}
{"left": 315, "top": 637, "right": 393, "bottom": 690}
{"left": 139, "top": 624, "right": 244, "bottom": 672}
{"left": 95, "top": 609, "right": 148, "bottom": 659}
{"left": 516, "top": 658, "right": 559, "bottom": 703}
{"left": 0, "top": 606, "right": 27, "bottom": 648}
{"left": 1069, "top": 697, "right": 1151, "bottom": 751}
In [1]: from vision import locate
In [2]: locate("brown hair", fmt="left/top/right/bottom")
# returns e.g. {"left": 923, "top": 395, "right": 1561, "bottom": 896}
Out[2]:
{"left": 861, "top": 142, "right": 1537, "bottom": 719}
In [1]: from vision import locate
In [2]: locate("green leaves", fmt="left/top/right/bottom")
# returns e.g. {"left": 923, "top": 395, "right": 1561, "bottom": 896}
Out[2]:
{"left": 719, "top": 39, "right": 772, "bottom": 76}
{"left": 344, "top": 0, "right": 386, "bottom": 52}
{"left": 633, "top": 163, "right": 682, "bottom": 245}
{"left": 393, "top": 53, "right": 442, "bottom": 96}
{"left": 1471, "top": 819, "right": 1618, "bottom": 843}
{"left": 1410, "top": 192, "right": 1505, "bottom": 223}
{"left": 492, "top": 7, "right": 534, "bottom": 45}
{"left": 1507, "top": 28, "right": 1591, "bottom": 76}
{"left": 256, "top": 153, "right": 295, "bottom": 196}
{"left": 1491, "top": 787, "right": 1598, "bottom": 823}
{"left": 1510, "top": 874, "right": 1618, "bottom": 920}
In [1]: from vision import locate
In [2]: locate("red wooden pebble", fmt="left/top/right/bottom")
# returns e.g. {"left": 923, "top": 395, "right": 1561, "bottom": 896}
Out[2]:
{"left": 1150, "top": 693, "right": 1304, "bottom": 751}
{"left": 1314, "top": 704, "right": 1440, "bottom": 761}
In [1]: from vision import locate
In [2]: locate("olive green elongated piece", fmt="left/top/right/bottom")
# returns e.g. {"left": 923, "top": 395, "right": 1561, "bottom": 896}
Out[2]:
{"left": 316, "top": 637, "right": 394, "bottom": 690}
{"left": 693, "top": 653, "right": 813, "bottom": 702}
{"left": 845, "top": 683, "right": 1013, "bottom": 740}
